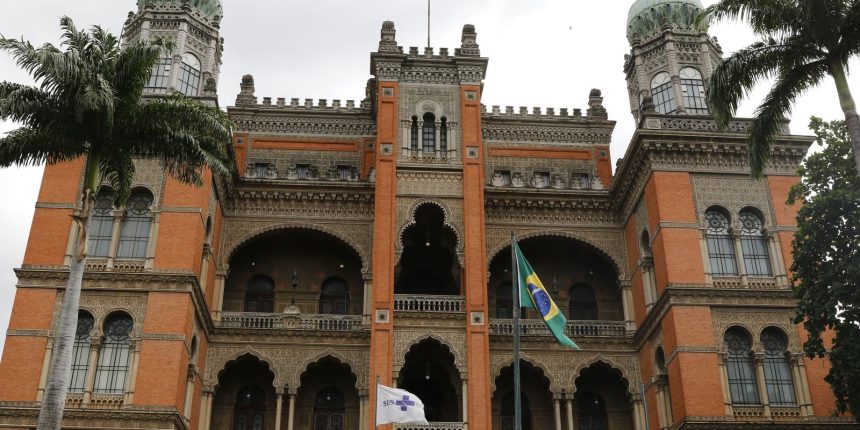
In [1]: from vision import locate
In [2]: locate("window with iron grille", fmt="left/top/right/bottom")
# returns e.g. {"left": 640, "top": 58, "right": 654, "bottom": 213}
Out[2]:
{"left": 69, "top": 311, "right": 94, "bottom": 392}
{"left": 117, "top": 191, "right": 153, "bottom": 259}
{"left": 422, "top": 112, "right": 436, "bottom": 153}
{"left": 650, "top": 72, "right": 677, "bottom": 114}
{"left": 739, "top": 211, "right": 773, "bottom": 276}
{"left": 93, "top": 313, "right": 133, "bottom": 394}
{"left": 88, "top": 189, "right": 116, "bottom": 257}
{"left": 145, "top": 57, "right": 172, "bottom": 92}
{"left": 705, "top": 209, "right": 738, "bottom": 276}
{"left": 680, "top": 67, "right": 709, "bottom": 115}
{"left": 761, "top": 328, "right": 796, "bottom": 406}
{"left": 725, "top": 328, "right": 760, "bottom": 404}
{"left": 177, "top": 53, "right": 201, "bottom": 97}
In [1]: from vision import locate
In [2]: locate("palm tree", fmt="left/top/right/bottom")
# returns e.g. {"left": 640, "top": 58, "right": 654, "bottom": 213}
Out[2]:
{"left": 0, "top": 18, "right": 233, "bottom": 430}
{"left": 701, "top": 0, "right": 860, "bottom": 177}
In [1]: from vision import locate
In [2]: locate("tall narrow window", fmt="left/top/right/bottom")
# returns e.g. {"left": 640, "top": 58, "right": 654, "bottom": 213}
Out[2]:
{"left": 650, "top": 72, "right": 677, "bottom": 114}
{"left": 320, "top": 277, "right": 349, "bottom": 315}
{"left": 177, "top": 53, "right": 201, "bottom": 96}
{"left": 680, "top": 67, "right": 709, "bottom": 115}
{"left": 422, "top": 112, "right": 436, "bottom": 153}
{"left": 761, "top": 328, "right": 796, "bottom": 406}
{"left": 705, "top": 208, "right": 738, "bottom": 276}
{"left": 410, "top": 116, "right": 419, "bottom": 150}
{"left": 569, "top": 284, "right": 598, "bottom": 320}
{"left": 117, "top": 191, "right": 153, "bottom": 259}
{"left": 94, "top": 313, "right": 133, "bottom": 394}
{"left": 88, "top": 189, "right": 115, "bottom": 257}
{"left": 245, "top": 275, "right": 275, "bottom": 313}
{"left": 724, "top": 328, "right": 760, "bottom": 404}
{"left": 440, "top": 117, "right": 448, "bottom": 153}
{"left": 145, "top": 57, "right": 172, "bottom": 92}
{"left": 69, "top": 311, "right": 95, "bottom": 392}
{"left": 739, "top": 210, "right": 773, "bottom": 276}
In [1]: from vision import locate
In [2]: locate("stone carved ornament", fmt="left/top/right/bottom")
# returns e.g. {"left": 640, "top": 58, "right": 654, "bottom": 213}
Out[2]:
{"left": 393, "top": 329, "right": 467, "bottom": 377}
{"left": 394, "top": 198, "right": 465, "bottom": 267}
{"left": 53, "top": 291, "right": 148, "bottom": 339}
{"left": 711, "top": 308, "right": 801, "bottom": 353}
{"left": 690, "top": 173, "right": 777, "bottom": 229}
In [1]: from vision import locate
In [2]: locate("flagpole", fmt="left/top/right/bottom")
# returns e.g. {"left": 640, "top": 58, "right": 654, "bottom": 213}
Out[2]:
{"left": 511, "top": 231, "right": 522, "bottom": 430}
{"left": 375, "top": 375, "right": 380, "bottom": 430}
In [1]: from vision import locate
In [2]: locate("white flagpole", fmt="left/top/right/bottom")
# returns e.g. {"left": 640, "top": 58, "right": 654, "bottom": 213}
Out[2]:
{"left": 511, "top": 231, "right": 522, "bottom": 430}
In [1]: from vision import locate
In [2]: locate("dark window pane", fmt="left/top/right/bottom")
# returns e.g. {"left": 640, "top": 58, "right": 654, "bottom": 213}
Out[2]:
{"left": 725, "top": 328, "right": 760, "bottom": 404}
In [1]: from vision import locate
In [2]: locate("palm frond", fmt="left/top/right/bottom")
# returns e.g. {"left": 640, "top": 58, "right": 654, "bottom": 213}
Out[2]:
{"left": 0, "top": 127, "right": 85, "bottom": 167}
{"left": 113, "top": 41, "right": 162, "bottom": 107}
{"left": 747, "top": 59, "right": 830, "bottom": 176}
{"left": 97, "top": 149, "right": 135, "bottom": 205}
{"left": 837, "top": 0, "right": 860, "bottom": 59}
{"left": 699, "top": 0, "right": 800, "bottom": 36}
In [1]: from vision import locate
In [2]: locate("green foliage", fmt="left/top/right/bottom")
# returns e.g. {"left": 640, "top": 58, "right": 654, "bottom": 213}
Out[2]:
{"left": 701, "top": 0, "right": 860, "bottom": 177}
{"left": 789, "top": 117, "right": 860, "bottom": 418}
{"left": 0, "top": 16, "right": 234, "bottom": 206}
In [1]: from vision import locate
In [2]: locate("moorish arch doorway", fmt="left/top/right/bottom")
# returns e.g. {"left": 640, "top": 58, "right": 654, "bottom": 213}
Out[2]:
{"left": 211, "top": 355, "right": 276, "bottom": 430}
{"left": 295, "top": 356, "right": 360, "bottom": 430}
{"left": 574, "top": 362, "right": 634, "bottom": 430}
{"left": 395, "top": 203, "right": 461, "bottom": 295}
{"left": 398, "top": 338, "right": 462, "bottom": 422}
{"left": 492, "top": 360, "right": 554, "bottom": 430}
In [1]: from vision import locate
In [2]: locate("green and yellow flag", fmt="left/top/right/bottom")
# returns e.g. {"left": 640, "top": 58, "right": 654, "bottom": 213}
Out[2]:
{"left": 513, "top": 240, "right": 579, "bottom": 349}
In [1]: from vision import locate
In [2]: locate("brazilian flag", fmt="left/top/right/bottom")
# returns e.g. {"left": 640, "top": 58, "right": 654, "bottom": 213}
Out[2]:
{"left": 513, "top": 240, "right": 579, "bottom": 349}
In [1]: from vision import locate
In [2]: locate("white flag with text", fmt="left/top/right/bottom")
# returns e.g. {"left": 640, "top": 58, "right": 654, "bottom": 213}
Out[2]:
{"left": 375, "top": 384, "right": 428, "bottom": 426}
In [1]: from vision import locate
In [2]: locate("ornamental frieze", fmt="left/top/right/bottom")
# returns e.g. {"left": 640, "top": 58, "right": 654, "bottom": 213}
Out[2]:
{"left": 222, "top": 190, "right": 374, "bottom": 219}
{"left": 393, "top": 328, "right": 466, "bottom": 377}
{"left": 482, "top": 123, "right": 613, "bottom": 144}
{"left": 230, "top": 114, "right": 376, "bottom": 136}
{"left": 690, "top": 173, "right": 776, "bottom": 228}
{"left": 711, "top": 307, "right": 801, "bottom": 354}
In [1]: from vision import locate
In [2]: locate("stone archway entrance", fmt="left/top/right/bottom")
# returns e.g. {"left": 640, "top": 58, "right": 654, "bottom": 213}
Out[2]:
{"left": 211, "top": 355, "right": 276, "bottom": 430}
{"left": 398, "top": 338, "right": 462, "bottom": 422}
{"left": 296, "top": 356, "right": 359, "bottom": 430}
{"left": 492, "top": 360, "right": 553, "bottom": 430}
{"left": 574, "top": 362, "right": 633, "bottom": 430}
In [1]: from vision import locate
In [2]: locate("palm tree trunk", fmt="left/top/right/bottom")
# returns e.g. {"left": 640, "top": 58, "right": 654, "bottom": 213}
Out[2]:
{"left": 831, "top": 61, "right": 860, "bottom": 177}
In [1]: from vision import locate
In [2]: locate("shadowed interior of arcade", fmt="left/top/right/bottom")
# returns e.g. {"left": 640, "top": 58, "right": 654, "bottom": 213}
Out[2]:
{"left": 397, "top": 338, "right": 463, "bottom": 423}
{"left": 395, "top": 204, "right": 461, "bottom": 296}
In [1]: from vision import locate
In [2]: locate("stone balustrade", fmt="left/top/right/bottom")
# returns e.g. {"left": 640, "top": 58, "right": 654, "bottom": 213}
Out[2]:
{"left": 393, "top": 295, "right": 465, "bottom": 313}
{"left": 488, "top": 318, "right": 626, "bottom": 337}
{"left": 218, "top": 312, "right": 366, "bottom": 331}
{"left": 396, "top": 423, "right": 465, "bottom": 430}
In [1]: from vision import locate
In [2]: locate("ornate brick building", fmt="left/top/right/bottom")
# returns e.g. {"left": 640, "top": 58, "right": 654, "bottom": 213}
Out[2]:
{"left": 0, "top": 0, "right": 855, "bottom": 429}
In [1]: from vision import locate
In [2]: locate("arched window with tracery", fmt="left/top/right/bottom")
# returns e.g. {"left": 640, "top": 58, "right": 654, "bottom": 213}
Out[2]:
{"left": 650, "top": 72, "right": 677, "bottom": 114}
{"left": 234, "top": 385, "right": 266, "bottom": 430}
{"left": 88, "top": 189, "right": 116, "bottom": 257}
{"left": 680, "top": 67, "right": 708, "bottom": 114}
{"left": 422, "top": 112, "right": 436, "bottom": 153}
{"left": 177, "top": 53, "right": 201, "bottom": 96}
{"left": 739, "top": 210, "right": 772, "bottom": 276}
{"left": 320, "top": 277, "right": 350, "bottom": 315}
{"left": 569, "top": 284, "right": 598, "bottom": 320}
{"left": 761, "top": 328, "right": 796, "bottom": 406}
{"left": 244, "top": 275, "right": 275, "bottom": 313}
{"left": 724, "top": 327, "right": 759, "bottom": 404}
{"left": 94, "top": 313, "right": 133, "bottom": 394}
{"left": 117, "top": 190, "right": 153, "bottom": 259}
{"left": 314, "top": 387, "right": 345, "bottom": 430}
{"left": 705, "top": 208, "right": 738, "bottom": 276}
{"left": 410, "top": 116, "right": 419, "bottom": 150}
{"left": 69, "top": 311, "right": 95, "bottom": 392}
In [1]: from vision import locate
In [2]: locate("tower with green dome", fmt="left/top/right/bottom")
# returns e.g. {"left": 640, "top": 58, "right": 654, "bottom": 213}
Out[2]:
{"left": 123, "top": 0, "right": 224, "bottom": 100}
{"left": 623, "top": 0, "right": 723, "bottom": 120}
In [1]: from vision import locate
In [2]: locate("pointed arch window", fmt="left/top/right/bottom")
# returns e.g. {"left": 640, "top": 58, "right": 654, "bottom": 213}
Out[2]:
{"left": 650, "top": 72, "right": 677, "bottom": 114}
{"left": 422, "top": 112, "right": 436, "bottom": 153}
{"left": 739, "top": 210, "right": 772, "bottom": 276}
{"left": 245, "top": 275, "right": 275, "bottom": 313}
{"left": 69, "top": 311, "right": 95, "bottom": 392}
{"left": 761, "top": 328, "right": 796, "bottom": 406}
{"left": 680, "top": 67, "right": 708, "bottom": 114}
{"left": 88, "top": 189, "right": 116, "bottom": 257}
{"left": 705, "top": 208, "right": 738, "bottom": 276}
{"left": 320, "top": 277, "right": 350, "bottom": 315}
{"left": 314, "top": 387, "right": 345, "bottom": 430}
{"left": 117, "top": 190, "right": 153, "bottom": 259}
{"left": 724, "top": 328, "right": 760, "bottom": 404}
{"left": 93, "top": 313, "right": 133, "bottom": 394}
{"left": 234, "top": 385, "right": 266, "bottom": 430}
{"left": 569, "top": 284, "right": 598, "bottom": 320}
{"left": 145, "top": 57, "right": 172, "bottom": 92}
{"left": 177, "top": 53, "right": 201, "bottom": 96}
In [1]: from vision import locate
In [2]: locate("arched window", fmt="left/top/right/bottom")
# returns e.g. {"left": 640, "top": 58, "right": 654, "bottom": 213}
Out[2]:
{"left": 739, "top": 210, "right": 772, "bottom": 276}
{"left": 94, "top": 313, "right": 133, "bottom": 394}
{"left": 234, "top": 385, "right": 266, "bottom": 430}
{"left": 650, "top": 72, "right": 677, "bottom": 114}
{"left": 117, "top": 190, "right": 153, "bottom": 259}
{"left": 410, "top": 116, "right": 419, "bottom": 150}
{"left": 761, "top": 328, "right": 796, "bottom": 406}
{"left": 655, "top": 346, "right": 668, "bottom": 375}
{"left": 422, "top": 112, "right": 436, "bottom": 153}
{"left": 69, "top": 311, "right": 95, "bottom": 392}
{"left": 440, "top": 117, "right": 448, "bottom": 153}
{"left": 496, "top": 281, "right": 514, "bottom": 318}
{"left": 320, "top": 277, "right": 350, "bottom": 315}
{"left": 145, "top": 57, "right": 172, "bottom": 92}
{"left": 177, "top": 53, "right": 201, "bottom": 96}
{"left": 724, "top": 327, "right": 759, "bottom": 404}
{"left": 88, "top": 189, "right": 115, "bottom": 257}
{"left": 576, "top": 392, "right": 607, "bottom": 430}
{"left": 244, "top": 275, "right": 275, "bottom": 313}
{"left": 705, "top": 208, "right": 738, "bottom": 276}
{"left": 501, "top": 391, "right": 531, "bottom": 430}
{"left": 314, "top": 387, "right": 345, "bottom": 430}
{"left": 569, "top": 284, "right": 598, "bottom": 320}
{"left": 680, "top": 67, "right": 708, "bottom": 115}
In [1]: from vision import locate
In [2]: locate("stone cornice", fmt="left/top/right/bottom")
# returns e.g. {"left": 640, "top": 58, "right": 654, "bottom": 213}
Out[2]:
{"left": 676, "top": 416, "right": 859, "bottom": 430}
{"left": 482, "top": 116, "right": 615, "bottom": 144}
{"left": 221, "top": 186, "right": 375, "bottom": 218}
{"left": 0, "top": 402, "right": 187, "bottom": 430}
{"left": 227, "top": 108, "right": 376, "bottom": 137}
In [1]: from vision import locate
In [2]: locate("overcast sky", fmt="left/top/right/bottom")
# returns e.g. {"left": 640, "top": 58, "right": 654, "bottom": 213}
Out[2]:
{"left": 0, "top": 0, "right": 857, "bottom": 356}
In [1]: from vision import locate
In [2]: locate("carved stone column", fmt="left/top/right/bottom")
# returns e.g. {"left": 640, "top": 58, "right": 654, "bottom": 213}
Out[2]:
{"left": 124, "top": 339, "right": 142, "bottom": 405}
{"left": 36, "top": 338, "right": 55, "bottom": 402}
{"left": 717, "top": 352, "right": 733, "bottom": 415}
{"left": 145, "top": 211, "right": 161, "bottom": 270}
{"left": 767, "top": 233, "right": 788, "bottom": 286}
{"left": 287, "top": 390, "right": 297, "bottom": 430}
{"left": 401, "top": 121, "right": 410, "bottom": 155}
{"left": 656, "top": 375, "right": 672, "bottom": 430}
{"left": 731, "top": 231, "right": 748, "bottom": 287}
{"left": 198, "top": 386, "right": 214, "bottom": 430}
{"left": 632, "top": 394, "right": 646, "bottom": 430}
{"left": 698, "top": 229, "right": 713, "bottom": 284}
{"left": 565, "top": 396, "right": 574, "bottom": 430}
{"left": 106, "top": 211, "right": 124, "bottom": 269}
{"left": 274, "top": 387, "right": 285, "bottom": 430}
{"left": 641, "top": 258, "right": 655, "bottom": 311}
{"left": 553, "top": 397, "right": 562, "bottom": 430}
{"left": 359, "top": 391, "right": 369, "bottom": 430}
{"left": 183, "top": 364, "right": 196, "bottom": 419}
{"left": 792, "top": 353, "right": 814, "bottom": 416}
{"left": 434, "top": 121, "right": 441, "bottom": 158}
{"left": 417, "top": 120, "right": 424, "bottom": 156}
{"left": 620, "top": 281, "right": 636, "bottom": 333}
{"left": 462, "top": 379, "right": 469, "bottom": 429}
{"left": 213, "top": 272, "right": 227, "bottom": 322}
{"left": 753, "top": 353, "right": 771, "bottom": 417}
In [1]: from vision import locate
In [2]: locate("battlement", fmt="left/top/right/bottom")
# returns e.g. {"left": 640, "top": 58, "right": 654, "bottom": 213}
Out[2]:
{"left": 484, "top": 89, "right": 611, "bottom": 122}
{"left": 233, "top": 74, "right": 370, "bottom": 111}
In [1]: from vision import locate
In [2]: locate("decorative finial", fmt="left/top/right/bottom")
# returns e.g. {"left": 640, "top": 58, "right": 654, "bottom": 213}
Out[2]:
{"left": 236, "top": 74, "right": 257, "bottom": 106}
{"left": 587, "top": 89, "right": 608, "bottom": 119}
{"left": 378, "top": 21, "right": 399, "bottom": 53}
{"left": 459, "top": 24, "right": 480, "bottom": 57}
